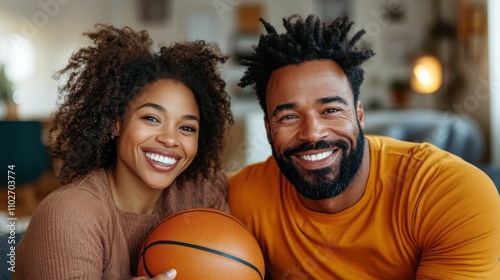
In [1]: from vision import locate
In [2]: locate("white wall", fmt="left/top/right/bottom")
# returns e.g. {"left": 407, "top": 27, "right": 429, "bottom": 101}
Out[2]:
{"left": 350, "top": 0, "right": 433, "bottom": 109}
{"left": 488, "top": 0, "right": 500, "bottom": 166}
{"left": 0, "top": 0, "right": 317, "bottom": 120}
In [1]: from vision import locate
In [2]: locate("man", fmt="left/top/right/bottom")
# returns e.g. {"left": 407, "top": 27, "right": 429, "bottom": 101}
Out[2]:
{"left": 228, "top": 14, "right": 500, "bottom": 279}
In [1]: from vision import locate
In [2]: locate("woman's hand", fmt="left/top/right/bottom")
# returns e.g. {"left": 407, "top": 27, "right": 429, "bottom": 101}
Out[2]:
{"left": 131, "top": 269, "right": 177, "bottom": 280}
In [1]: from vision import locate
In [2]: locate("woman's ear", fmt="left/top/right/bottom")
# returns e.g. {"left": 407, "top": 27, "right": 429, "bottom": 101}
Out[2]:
{"left": 113, "top": 118, "right": 121, "bottom": 138}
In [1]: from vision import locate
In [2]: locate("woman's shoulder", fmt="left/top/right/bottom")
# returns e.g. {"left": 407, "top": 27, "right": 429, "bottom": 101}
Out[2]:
{"left": 16, "top": 170, "right": 117, "bottom": 279}
{"left": 34, "top": 169, "right": 113, "bottom": 222}
{"left": 175, "top": 169, "right": 227, "bottom": 192}
{"left": 161, "top": 169, "right": 229, "bottom": 213}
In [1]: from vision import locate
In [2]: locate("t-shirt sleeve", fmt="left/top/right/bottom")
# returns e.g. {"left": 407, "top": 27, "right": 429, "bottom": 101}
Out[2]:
{"left": 14, "top": 188, "right": 108, "bottom": 279}
{"left": 415, "top": 161, "right": 500, "bottom": 278}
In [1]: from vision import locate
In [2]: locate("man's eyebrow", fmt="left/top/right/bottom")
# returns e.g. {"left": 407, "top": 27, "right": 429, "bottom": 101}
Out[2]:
{"left": 271, "top": 96, "right": 350, "bottom": 117}
{"left": 316, "top": 96, "right": 348, "bottom": 106}
{"left": 272, "top": 102, "right": 297, "bottom": 117}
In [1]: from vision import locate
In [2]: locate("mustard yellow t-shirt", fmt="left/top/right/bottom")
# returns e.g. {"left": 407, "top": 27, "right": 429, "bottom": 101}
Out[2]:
{"left": 229, "top": 135, "right": 500, "bottom": 279}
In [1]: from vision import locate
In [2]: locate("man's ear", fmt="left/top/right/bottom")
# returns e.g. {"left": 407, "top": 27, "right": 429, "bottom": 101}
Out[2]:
{"left": 356, "top": 101, "right": 365, "bottom": 130}
{"left": 264, "top": 115, "right": 272, "bottom": 144}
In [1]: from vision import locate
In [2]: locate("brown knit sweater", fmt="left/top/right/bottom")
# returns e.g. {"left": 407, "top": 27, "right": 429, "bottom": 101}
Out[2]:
{"left": 14, "top": 169, "right": 229, "bottom": 279}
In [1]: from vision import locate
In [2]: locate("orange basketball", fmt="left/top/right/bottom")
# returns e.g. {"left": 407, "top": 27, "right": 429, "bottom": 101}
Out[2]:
{"left": 137, "top": 208, "right": 265, "bottom": 280}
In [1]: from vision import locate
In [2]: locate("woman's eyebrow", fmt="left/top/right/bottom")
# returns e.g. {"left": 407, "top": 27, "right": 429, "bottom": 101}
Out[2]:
{"left": 137, "top": 102, "right": 165, "bottom": 112}
{"left": 137, "top": 102, "right": 199, "bottom": 122}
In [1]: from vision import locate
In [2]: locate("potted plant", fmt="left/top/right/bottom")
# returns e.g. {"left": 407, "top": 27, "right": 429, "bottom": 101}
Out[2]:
{"left": 0, "top": 64, "right": 17, "bottom": 120}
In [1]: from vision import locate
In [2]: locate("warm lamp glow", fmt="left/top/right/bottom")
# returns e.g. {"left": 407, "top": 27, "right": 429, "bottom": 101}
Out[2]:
{"left": 410, "top": 55, "right": 442, "bottom": 94}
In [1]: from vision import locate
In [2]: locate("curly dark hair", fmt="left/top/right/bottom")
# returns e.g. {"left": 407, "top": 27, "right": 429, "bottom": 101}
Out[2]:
{"left": 239, "top": 14, "right": 375, "bottom": 116}
{"left": 50, "top": 24, "right": 233, "bottom": 185}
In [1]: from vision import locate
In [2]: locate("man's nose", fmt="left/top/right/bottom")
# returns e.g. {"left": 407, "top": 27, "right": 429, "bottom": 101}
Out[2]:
{"left": 297, "top": 116, "right": 328, "bottom": 143}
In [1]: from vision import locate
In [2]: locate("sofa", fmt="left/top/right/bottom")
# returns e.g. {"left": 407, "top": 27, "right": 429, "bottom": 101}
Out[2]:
{"left": 363, "top": 109, "right": 499, "bottom": 193}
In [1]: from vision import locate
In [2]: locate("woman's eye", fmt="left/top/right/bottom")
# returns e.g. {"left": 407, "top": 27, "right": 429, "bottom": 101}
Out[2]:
{"left": 181, "top": 126, "right": 197, "bottom": 133}
{"left": 143, "top": 116, "right": 159, "bottom": 123}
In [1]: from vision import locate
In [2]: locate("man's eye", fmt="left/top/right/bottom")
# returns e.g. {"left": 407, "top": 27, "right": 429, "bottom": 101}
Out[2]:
{"left": 280, "top": 115, "right": 297, "bottom": 121}
{"left": 325, "top": 108, "right": 339, "bottom": 114}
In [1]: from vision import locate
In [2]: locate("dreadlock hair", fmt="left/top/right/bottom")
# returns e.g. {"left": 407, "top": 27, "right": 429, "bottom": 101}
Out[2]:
{"left": 50, "top": 24, "right": 233, "bottom": 185}
{"left": 239, "top": 14, "right": 375, "bottom": 116}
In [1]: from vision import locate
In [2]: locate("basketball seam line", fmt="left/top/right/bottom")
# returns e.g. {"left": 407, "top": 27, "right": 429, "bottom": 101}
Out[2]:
{"left": 142, "top": 240, "right": 263, "bottom": 280}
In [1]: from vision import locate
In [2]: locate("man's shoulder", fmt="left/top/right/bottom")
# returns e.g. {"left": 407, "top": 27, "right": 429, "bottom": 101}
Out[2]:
{"left": 228, "top": 156, "right": 282, "bottom": 199}
{"left": 367, "top": 135, "right": 497, "bottom": 202}
{"left": 367, "top": 134, "right": 455, "bottom": 163}
{"left": 228, "top": 157, "right": 283, "bottom": 216}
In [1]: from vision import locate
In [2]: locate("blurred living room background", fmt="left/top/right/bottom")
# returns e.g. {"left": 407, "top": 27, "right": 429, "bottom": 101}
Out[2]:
{"left": 1, "top": 0, "right": 499, "bottom": 233}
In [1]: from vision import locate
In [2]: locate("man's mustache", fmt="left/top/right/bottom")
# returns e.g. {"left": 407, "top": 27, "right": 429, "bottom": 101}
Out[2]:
{"left": 283, "top": 140, "right": 349, "bottom": 158}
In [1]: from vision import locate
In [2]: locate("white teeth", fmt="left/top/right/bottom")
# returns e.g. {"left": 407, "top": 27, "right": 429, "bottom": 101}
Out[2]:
{"left": 300, "top": 151, "right": 333, "bottom": 162}
{"left": 145, "top": 153, "right": 177, "bottom": 165}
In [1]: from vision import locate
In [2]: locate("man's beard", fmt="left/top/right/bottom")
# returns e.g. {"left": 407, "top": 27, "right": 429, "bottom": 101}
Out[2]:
{"left": 272, "top": 128, "right": 365, "bottom": 200}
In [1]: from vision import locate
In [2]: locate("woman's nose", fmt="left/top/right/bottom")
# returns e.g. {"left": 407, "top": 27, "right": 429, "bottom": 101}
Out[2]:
{"left": 156, "top": 125, "right": 179, "bottom": 147}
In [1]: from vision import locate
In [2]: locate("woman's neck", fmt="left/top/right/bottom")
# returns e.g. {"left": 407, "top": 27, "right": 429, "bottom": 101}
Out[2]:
{"left": 105, "top": 168, "right": 163, "bottom": 215}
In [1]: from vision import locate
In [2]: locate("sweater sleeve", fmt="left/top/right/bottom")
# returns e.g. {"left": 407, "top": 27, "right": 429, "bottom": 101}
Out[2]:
{"left": 14, "top": 187, "right": 109, "bottom": 279}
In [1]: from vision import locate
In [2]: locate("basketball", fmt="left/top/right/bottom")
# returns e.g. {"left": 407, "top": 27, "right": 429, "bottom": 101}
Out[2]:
{"left": 137, "top": 208, "right": 265, "bottom": 280}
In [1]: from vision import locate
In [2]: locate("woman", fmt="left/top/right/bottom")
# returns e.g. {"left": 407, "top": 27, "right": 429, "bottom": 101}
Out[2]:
{"left": 14, "top": 25, "right": 233, "bottom": 279}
